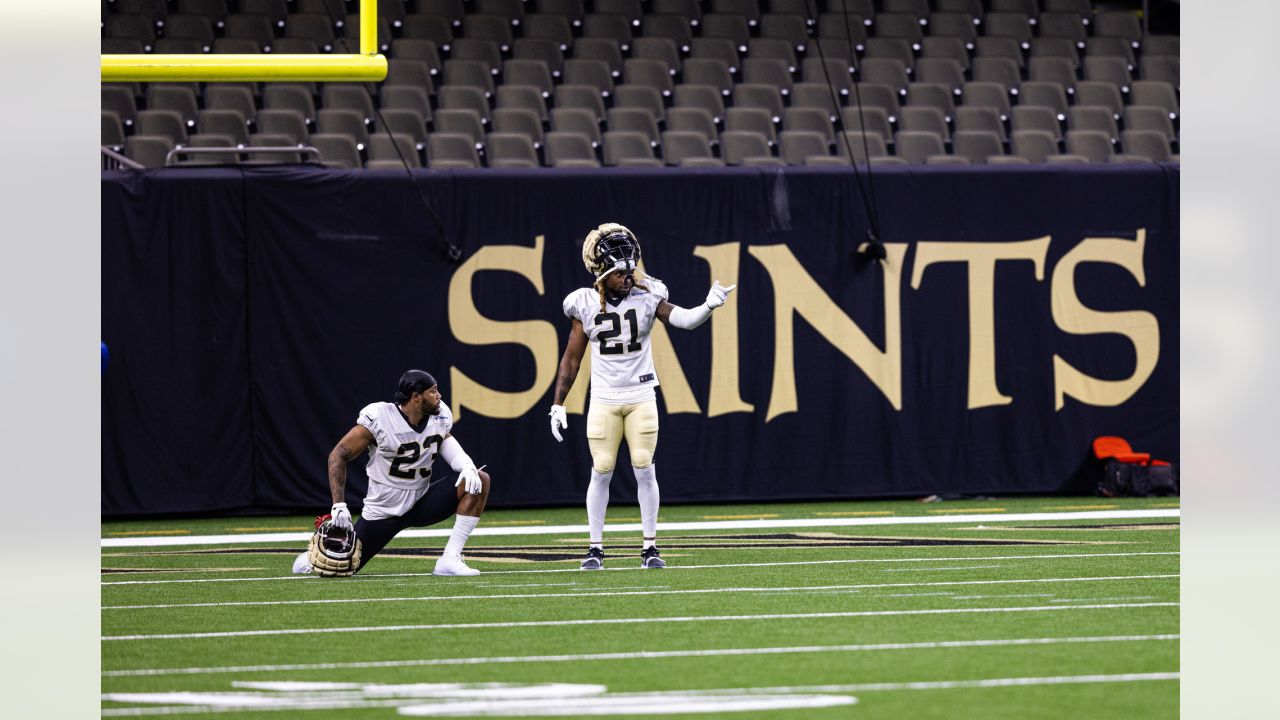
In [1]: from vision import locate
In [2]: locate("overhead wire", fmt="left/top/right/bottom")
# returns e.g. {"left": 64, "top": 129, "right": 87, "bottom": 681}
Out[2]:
{"left": 801, "top": 0, "right": 887, "bottom": 260}
{"left": 320, "top": 0, "right": 461, "bottom": 262}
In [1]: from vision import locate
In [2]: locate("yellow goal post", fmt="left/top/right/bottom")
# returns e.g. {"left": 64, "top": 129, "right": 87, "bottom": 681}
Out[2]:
{"left": 101, "top": 0, "right": 387, "bottom": 82}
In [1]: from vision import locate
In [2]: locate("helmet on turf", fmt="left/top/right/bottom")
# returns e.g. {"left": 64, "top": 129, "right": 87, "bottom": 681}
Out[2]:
{"left": 314, "top": 519, "right": 358, "bottom": 562}
{"left": 582, "top": 223, "right": 641, "bottom": 281}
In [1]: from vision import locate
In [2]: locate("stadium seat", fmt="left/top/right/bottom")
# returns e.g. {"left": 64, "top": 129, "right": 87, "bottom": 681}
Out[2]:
{"left": 894, "top": 131, "right": 945, "bottom": 164}
{"left": 665, "top": 108, "right": 717, "bottom": 144}
{"left": 632, "top": 38, "right": 681, "bottom": 76}
{"left": 955, "top": 106, "right": 1007, "bottom": 142}
{"left": 1012, "top": 106, "right": 1062, "bottom": 142}
{"left": 673, "top": 85, "right": 727, "bottom": 126}
{"left": 437, "top": 86, "right": 491, "bottom": 125}
{"left": 783, "top": 107, "right": 835, "bottom": 145}
{"left": 623, "top": 59, "right": 675, "bottom": 98}
{"left": 581, "top": 13, "right": 633, "bottom": 52}
{"left": 495, "top": 85, "right": 548, "bottom": 122}
{"left": 702, "top": 14, "right": 751, "bottom": 53}
{"left": 1124, "top": 106, "right": 1177, "bottom": 145}
{"left": 309, "top": 134, "right": 362, "bottom": 169}
{"left": 839, "top": 107, "right": 893, "bottom": 144}
{"left": 725, "top": 107, "right": 777, "bottom": 146}
{"left": 602, "top": 131, "right": 657, "bottom": 166}
{"left": 778, "top": 130, "right": 830, "bottom": 165}
{"left": 382, "top": 109, "right": 431, "bottom": 150}
{"left": 485, "top": 132, "right": 540, "bottom": 168}
{"left": 550, "top": 108, "right": 602, "bottom": 148}
{"left": 426, "top": 133, "right": 480, "bottom": 168}
{"left": 641, "top": 15, "right": 694, "bottom": 54}
{"left": 544, "top": 131, "right": 600, "bottom": 167}
{"left": 952, "top": 130, "right": 1005, "bottom": 164}
{"left": 689, "top": 38, "right": 740, "bottom": 75}
{"left": 125, "top": 135, "right": 175, "bottom": 168}
{"left": 1083, "top": 56, "right": 1133, "bottom": 96}
{"left": 1068, "top": 106, "right": 1119, "bottom": 145}
{"left": 921, "top": 37, "right": 971, "bottom": 71}
{"left": 1065, "top": 130, "right": 1115, "bottom": 164}
{"left": 742, "top": 58, "right": 794, "bottom": 97}
{"left": 102, "top": 85, "right": 138, "bottom": 129}
{"left": 748, "top": 38, "right": 798, "bottom": 73}
{"left": 382, "top": 86, "right": 434, "bottom": 122}
{"left": 661, "top": 131, "right": 717, "bottom": 166}
{"left": 899, "top": 106, "right": 950, "bottom": 143}
{"left": 492, "top": 108, "right": 544, "bottom": 148}
{"left": 1018, "top": 82, "right": 1070, "bottom": 122}
{"left": 503, "top": 60, "right": 553, "bottom": 99}
{"left": 1074, "top": 81, "right": 1124, "bottom": 121}
{"left": 553, "top": 85, "right": 606, "bottom": 123}
{"left": 136, "top": 110, "right": 189, "bottom": 146}
{"left": 835, "top": 131, "right": 890, "bottom": 164}
{"left": 1121, "top": 130, "right": 1173, "bottom": 164}
{"left": 1094, "top": 11, "right": 1143, "bottom": 48}
{"left": 719, "top": 130, "right": 772, "bottom": 166}
{"left": 606, "top": 108, "right": 660, "bottom": 146}
{"left": 402, "top": 15, "right": 453, "bottom": 50}
{"left": 462, "top": 14, "right": 515, "bottom": 52}
{"left": 563, "top": 59, "right": 615, "bottom": 98}
{"left": 961, "top": 82, "right": 1012, "bottom": 122}
{"left": 758, "top": 13, "right": 809, "bottom": 53}
{"left": 1130, "top": 81, "right": 1180, "bottom": 121}
{"left": 101, "top": 112, "right": 125, "bottom": 150}
{"left": 256, "top": 109, "right": 309, "bottom": 144}
{"left": 1011, "top": 130, "right": 1059, "bottom": 163}
{"left": 512, "top": 38, "right": 564, "bottom": 79}
{"left": 983, "top": 12, "right": 1032, "bottom": 50}
{"left": 317, "top": 109, "right": 369, "bottom": 150}
{"left": 196, "top": 109, "right": 249, "bottom": 146}
{"left": 612, "top": 85, "right": 665, "bottom": 122}
{"left": 732, "top": 85, "right": 784, "bottom": 124}
{"left": 368, "top": 133, "right": 421, "bottom": 167}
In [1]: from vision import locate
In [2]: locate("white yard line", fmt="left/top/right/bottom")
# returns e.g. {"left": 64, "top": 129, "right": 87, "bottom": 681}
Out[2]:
{"left": 102, "top": 602, "right": 1177, "bottom": 642}
{"left": 101, "top": 509, "right": 1179, "bottom": 548}
{"left": 662, "top": 672, "right": 1181, "bottom": 695}
{"left": 103, "top": 574, "right": 1179, "bottom": 610}
{"left": 101, "top": 550, "right": 1180, "bottom": 587}
{"left": 102, "top": 635, "right": 1179, "bottom": 678}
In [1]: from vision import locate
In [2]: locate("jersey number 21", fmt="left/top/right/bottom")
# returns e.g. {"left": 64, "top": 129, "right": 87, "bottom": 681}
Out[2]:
{"left": 595, "top": 309, "right": 641, "bottom": 355}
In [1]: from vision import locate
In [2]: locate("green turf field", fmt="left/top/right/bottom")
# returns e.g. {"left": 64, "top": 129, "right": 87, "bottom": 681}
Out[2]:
{"left": 101, "top": 497, "right": 1179, "bottom": 718}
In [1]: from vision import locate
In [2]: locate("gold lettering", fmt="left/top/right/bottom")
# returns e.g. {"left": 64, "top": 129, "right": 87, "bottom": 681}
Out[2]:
{"left": 748, "top": 243, "right": 907, "bottom": 419}
{"left": 911, "top": 237, "right": 1051, "bottom": 409}
{"left": 1051, "top": 229, "right": 1159, "bottom": 410}
{"left": 692, "top": 243, "right": 753, "bottom": 416}
{"left": 448, "top": 235, "right": 559, "bottom": 420}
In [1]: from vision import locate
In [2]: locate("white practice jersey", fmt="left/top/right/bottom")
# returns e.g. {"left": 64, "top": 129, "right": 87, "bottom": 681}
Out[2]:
{"left": 356, "top": 401, "right": 453, "bottom": 519}
{"left": 563, "top": 277, "right": 669, "bottom": 404}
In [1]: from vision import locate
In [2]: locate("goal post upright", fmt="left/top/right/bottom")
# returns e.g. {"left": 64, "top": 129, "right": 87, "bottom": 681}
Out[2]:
{"left": 101, "top": 0, "right": 387, "bottom": 83}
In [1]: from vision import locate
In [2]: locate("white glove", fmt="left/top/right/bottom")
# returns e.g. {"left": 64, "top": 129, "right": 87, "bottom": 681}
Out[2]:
{"left": 330, "top": 502, "right": 353, "bottom": 530}
{"left": 705, "top": 280, "right": 736, "bottom": 309}
{"left": 455, "top": 464, "right": 482, "bottom": 495}
{"left": 549, "top": 404, "right": 568, "bottom": 442}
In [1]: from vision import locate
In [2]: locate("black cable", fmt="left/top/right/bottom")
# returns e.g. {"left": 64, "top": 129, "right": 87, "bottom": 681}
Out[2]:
{"left": 802, "top": 0, "right": 886, "bottom": 260}
{"left": 320, "top": 0, "right": 462, "bottom": 262}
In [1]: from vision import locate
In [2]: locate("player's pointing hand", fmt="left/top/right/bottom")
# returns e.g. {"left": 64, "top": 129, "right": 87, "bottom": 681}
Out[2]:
{"left": 706, "top": 280, "right": 736, "bottom": 309}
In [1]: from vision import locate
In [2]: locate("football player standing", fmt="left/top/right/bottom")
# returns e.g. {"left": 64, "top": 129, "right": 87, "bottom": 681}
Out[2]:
{"left": 549, "top": 223, "right": 735, "bottom": 570}
{"left": 293, "top": 369, "right": 490, "bottom": 577}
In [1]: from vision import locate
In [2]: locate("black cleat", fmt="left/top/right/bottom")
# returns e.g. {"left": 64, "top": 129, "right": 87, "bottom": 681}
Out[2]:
{"left": 641, "top": 546, "right": 666, "bottom": 569}
{"left": 581, "top": 546, "right": 605, "bottom": 570}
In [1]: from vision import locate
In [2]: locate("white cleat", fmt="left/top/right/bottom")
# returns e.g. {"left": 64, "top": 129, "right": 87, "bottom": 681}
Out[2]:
{"left": 291, "top": 551, "right": 313, "bottom": 575}
{"left": 433, "top": 552, "right": 480, "bottom": 576}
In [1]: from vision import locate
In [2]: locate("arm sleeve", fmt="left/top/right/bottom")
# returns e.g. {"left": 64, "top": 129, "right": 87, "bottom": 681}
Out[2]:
{"left": 439, "top": 435, "right": 475, "bottom": 472}
{"left": 667, "top": 303, "right": 712, "bottom": 329}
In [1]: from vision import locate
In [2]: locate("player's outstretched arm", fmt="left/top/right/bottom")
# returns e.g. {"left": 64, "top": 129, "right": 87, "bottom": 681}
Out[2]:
{"left": 327, "top": 425, "right": 374, "bottom": 528}
{"left": 657, "top": 280, "right": 737, "bottom": 330}
{"left": 549, "top": 319, "right": 588, "bottom": 442}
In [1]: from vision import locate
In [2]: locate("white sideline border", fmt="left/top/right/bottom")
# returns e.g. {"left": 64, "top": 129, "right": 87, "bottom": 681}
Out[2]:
{"left": 102, "top": 509, "right": 1179, "bottom": 548}
{"left": 102, "top": 551, "right": 1181, "bottom": 587}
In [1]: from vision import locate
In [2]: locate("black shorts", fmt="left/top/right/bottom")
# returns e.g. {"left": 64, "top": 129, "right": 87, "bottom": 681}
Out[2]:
{"left": 353, "top": 478, "right": 458, "bottom": 571}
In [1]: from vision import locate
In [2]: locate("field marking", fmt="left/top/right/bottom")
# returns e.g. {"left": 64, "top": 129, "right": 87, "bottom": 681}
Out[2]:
{"left": 815, "top": 511, "right": 895, "bottom": 516}
{"left": 102, "top": 634, "right": 1178, "bottom": 678}
{"left": 101, "top": 550, "right": 1180, "bottom": 586}
{"left": 701, "top": 514, "right": 781, "bottom": 520}
{"left": 102, "top": 574, "right": 1178, "bottom": 611}
{"left": 668, "top": 672, "right": 1180, "bottom": 695}
{"left": 100, "top": 509, "right": 1179, "bottom": 548}
{"left": 106, "top": 530, "right": 192, "bottom": 537}
{"left": 1053, "top": 505, "right": 1120, "bottom": 511}
{"left": 102, "top": 602, "right": 1178, "bottom": 642}
{"left": 926, "top": 508, "right": 1005, "bottom": 514}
